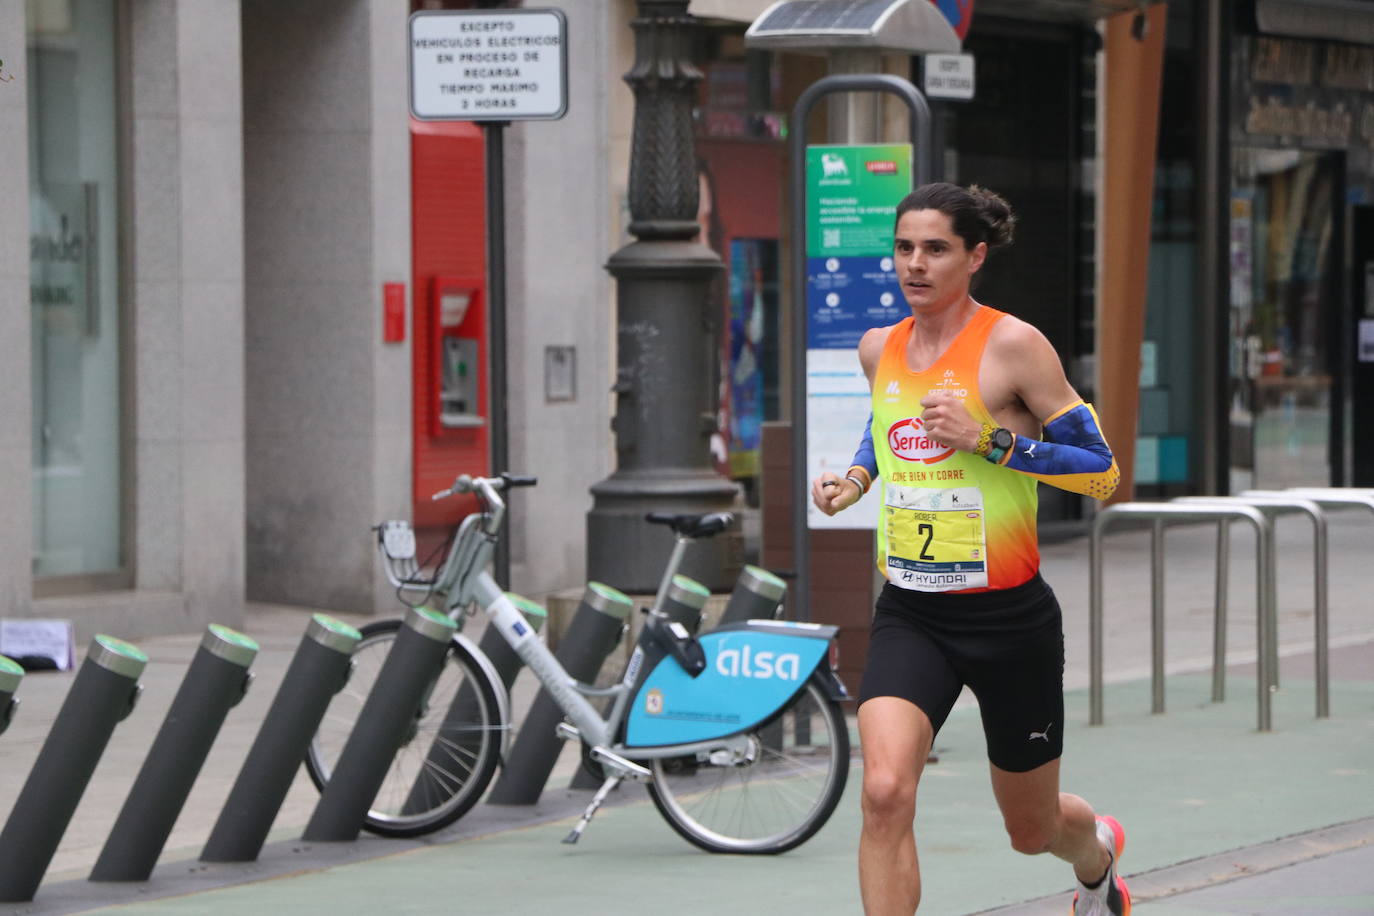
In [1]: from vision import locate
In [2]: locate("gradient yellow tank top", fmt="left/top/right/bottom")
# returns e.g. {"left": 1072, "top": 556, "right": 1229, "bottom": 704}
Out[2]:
{"left": 873, "top": 307, "right": 1038, "bottom": 593}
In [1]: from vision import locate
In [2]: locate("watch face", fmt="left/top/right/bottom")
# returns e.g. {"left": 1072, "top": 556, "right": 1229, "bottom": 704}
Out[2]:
{"left": 992, "top": 428, "right": 1015, "bottom": 450}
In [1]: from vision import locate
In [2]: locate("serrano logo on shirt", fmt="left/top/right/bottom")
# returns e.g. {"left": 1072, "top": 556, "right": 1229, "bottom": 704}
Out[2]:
{"left": 887, "top": 417, "right": 955, "bottom": 464}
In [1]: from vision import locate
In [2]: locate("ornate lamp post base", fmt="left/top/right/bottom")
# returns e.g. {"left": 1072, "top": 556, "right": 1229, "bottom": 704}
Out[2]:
{"left": 587, "top": 2, "right": 741, "bottom": 592}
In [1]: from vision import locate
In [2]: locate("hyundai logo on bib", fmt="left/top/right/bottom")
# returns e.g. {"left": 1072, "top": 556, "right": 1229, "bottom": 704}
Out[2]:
{"left": 716, "top": 646, "right": 801, "bottom": 681}
{"left": 887, "top": 418, "right": 955, "bottom": 464}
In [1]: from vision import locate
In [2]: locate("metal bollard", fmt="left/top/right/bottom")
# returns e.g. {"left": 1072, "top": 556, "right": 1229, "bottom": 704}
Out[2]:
{"left": 90, "top": 625, "right": 257, "bottom": 882}
{"left": 0, "top": 655, "right": 22, "bottom": 738}
{"left": 400, "top": 594, "right": 545, "bottom": 814}
{"left": 200, "top": 615, "right": 361, "bottom": 862}
{"left": 303, "top": 607, "right": 456, "bottom": 842}
{"left": 717, "top": 565, "right": 787, "bottom": 627}
{"left": 569, "top": 576, "right": 708, "bottom": 789}
{"left": 0, "top": 636, "right": 146, "bottom": 902}
{"left": 488, "top": 583, "right": 632, "bottom": 805}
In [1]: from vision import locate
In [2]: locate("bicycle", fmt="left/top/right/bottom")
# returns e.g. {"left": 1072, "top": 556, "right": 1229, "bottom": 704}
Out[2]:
{"left": 304, "top": 472, "right": 851, "bottom": 854}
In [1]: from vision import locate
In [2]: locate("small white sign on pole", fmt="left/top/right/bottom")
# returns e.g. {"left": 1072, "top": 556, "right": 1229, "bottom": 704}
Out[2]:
{"left": 410, "top": 8, "right": 568, "bottom": 121}
{"left": 923, "top": 53, "right": 975, "bottom": 101}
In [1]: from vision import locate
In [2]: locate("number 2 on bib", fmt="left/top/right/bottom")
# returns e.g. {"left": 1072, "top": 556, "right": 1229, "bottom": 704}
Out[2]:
{"left": 883, "top": 484, "right": 988, "bottom": 592}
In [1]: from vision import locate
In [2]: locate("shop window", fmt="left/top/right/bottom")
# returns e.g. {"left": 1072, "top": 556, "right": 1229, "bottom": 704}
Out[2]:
{"left": 28, "top": 0, "right": 126, "bottom": 587}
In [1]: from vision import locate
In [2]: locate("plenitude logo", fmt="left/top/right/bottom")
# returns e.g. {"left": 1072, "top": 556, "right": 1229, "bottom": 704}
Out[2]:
{"left": 887, "top": 417, "right": 954, "bottom": 464}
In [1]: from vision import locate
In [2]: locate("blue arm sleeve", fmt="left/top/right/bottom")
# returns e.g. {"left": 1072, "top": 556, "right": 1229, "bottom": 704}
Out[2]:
{"left": 999, "top": 401, "right": 1120, "bottom": 501}
{"left": 848, "top": 413, "right": 878, "bottom": 489}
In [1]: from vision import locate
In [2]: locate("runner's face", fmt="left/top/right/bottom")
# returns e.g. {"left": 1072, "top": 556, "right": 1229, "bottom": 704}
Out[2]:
{"left": 893, "top": 209, "right": 986, "bottom": 312}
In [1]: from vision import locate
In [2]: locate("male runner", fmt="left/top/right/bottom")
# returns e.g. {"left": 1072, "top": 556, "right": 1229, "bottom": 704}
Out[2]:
{"left": 811, "top": 182, "right": 1127, "bottom": 915}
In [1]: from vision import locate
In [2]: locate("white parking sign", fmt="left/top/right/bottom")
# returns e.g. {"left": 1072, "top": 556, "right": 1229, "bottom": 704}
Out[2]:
{"left": 410, "top": 9, "right": 568, "bottom": 121}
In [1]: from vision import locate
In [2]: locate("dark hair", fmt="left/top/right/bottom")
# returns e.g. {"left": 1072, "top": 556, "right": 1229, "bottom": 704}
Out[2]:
{"left": 893, "top": 182, "right": 1016, "bottom": 251}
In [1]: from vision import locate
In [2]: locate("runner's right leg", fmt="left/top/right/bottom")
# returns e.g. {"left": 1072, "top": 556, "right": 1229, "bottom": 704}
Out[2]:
{"left": 858, "top": 697, "right": 935, "bottom": 915}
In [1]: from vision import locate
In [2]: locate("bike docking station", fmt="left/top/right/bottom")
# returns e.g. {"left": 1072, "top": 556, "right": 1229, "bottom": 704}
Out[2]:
{"left": 201, "top": 614, "right": 361, "bottom": 862}
{"left": 0, "top": 654, "right": 21, "bottom": 738}
{"left": 395, "top": 593, "right": 546, "bottom": 817}
{"left": 304, "top": 606, "right": 456, "bottom": 842}
{"left": 0, "top": 635, "right": 147, "bottom": 902}
{"left": 568, "top": 574, "right": 711, "bottom": 790}
{"left": 489, "top": 582, "right": 634, "bottom": 805}
{"left": 718, "top": 565, "right": 788, "bottom": 627}
{"left": 89, "top": 624, "right": 258, "bottom": 883}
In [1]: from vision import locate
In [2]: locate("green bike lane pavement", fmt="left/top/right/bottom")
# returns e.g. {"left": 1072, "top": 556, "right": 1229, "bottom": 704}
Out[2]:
{"left": 46, "top": 660, "right": 1372, "bottom": 916}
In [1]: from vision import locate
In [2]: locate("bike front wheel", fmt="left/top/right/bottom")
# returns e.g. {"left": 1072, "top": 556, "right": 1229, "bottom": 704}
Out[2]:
{"left": 304, "top": 618, "right": 505, "bottom": 838}
{"left": 646, "top": 672, "right": 849, "bottom": 854}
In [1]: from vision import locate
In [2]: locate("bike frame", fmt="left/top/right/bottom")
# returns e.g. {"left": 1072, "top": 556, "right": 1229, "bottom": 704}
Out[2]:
{"left": 434, "top": 477, "right": 759, "bottom": 763}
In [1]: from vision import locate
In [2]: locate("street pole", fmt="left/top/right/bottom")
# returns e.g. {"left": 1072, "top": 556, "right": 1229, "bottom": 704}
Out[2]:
{"left": 486, "top": 120, "right": 510, "bottom": 589}
{"left": 587, "top": 0, "right": 740, "bottom": 594}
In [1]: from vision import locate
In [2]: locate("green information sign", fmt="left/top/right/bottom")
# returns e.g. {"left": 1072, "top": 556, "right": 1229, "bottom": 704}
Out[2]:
{"left": 805, "top": 143, "right": 912, "bottom": 257}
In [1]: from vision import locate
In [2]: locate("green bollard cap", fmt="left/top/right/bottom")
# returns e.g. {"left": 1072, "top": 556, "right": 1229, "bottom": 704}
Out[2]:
{"left": 738, "top": 565, "right": 787, "bottom": 603}
{"left": 668, "top": 574, "right": 710, "bottom": 610}
{"left": 90, "top": 635, "right": 148, "bottom": 680}
{"left": 505, "top": 594, "right": 548, "bottom": 631}
{"left": 307, "top": 614, "right": 363, "bottom": 654}
{"left": 0, "top": 655, "right": 22, "bottom": 694}
{"left": 585, "top": 582, "right": 633, "bottom": 619}
{"left": 204, "top": 625, "right": 260, "bottom": 668}
{"left": 404, "top": 605, "right": 457, "bottom": 643}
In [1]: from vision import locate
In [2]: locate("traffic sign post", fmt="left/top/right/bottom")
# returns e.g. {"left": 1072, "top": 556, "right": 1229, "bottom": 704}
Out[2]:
{"left": 409, "top": 8, "right": 568, "bottom": 588}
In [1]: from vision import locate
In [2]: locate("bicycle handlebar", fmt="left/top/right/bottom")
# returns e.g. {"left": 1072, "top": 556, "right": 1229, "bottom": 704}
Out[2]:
{"left": 430, "top": 472, "right": 538, "bottom": 508}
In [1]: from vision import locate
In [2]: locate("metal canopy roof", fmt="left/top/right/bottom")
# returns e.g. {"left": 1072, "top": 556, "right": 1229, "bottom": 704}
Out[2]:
{"left": 744, "top": 0, "right": 962, "bottom": 54}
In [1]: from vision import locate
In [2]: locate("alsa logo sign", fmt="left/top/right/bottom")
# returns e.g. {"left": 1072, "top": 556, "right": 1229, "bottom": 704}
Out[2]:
{"left": 716, "top": 646, "right": 802, "bottom": 681}
{"left": 888, "top": 417, "right": 955, "bottom": 464}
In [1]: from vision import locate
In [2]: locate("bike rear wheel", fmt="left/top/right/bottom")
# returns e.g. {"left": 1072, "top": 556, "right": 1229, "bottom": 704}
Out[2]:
{"left": 304, "top": 618, "right": 504, "bottom": 837}
{"left": 646, "top": 672, "right": 849, "bottom": 854}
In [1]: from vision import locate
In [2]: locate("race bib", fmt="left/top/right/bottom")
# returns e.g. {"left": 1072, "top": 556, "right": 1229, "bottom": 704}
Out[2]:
{"left": 883, "top": 484, "right": 988, "bottom": 591}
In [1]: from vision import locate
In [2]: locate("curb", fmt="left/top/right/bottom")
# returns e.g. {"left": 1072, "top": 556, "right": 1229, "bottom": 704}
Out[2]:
{"left": 974, "top": 816, "right": 1374, "bottom": 914}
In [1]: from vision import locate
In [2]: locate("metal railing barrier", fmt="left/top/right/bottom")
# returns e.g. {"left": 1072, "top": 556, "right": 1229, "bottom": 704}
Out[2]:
{"left": 1174, "top": 494, "right": 1329, "bottom": 718}
{"left": 1090, "top": 503, "right": 1275, "bottom": 731}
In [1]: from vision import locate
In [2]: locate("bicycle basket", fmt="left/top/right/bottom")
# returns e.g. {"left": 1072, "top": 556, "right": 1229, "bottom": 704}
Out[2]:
{"left": 377, "top": 520, "right": 425, "bottom": 589}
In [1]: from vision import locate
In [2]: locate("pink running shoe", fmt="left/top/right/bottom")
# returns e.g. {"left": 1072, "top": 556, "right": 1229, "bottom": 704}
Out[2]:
{"left": 1070, "top": 815, "right": 1130, "bottom": 916}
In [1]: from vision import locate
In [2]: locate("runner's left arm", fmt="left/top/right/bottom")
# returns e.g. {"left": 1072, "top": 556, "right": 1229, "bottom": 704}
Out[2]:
{"left": 993, "top": 320, "right": 1120, "bottom": 501}
{"left": 991, "top": 400, "right": 1120, "bottom": 501}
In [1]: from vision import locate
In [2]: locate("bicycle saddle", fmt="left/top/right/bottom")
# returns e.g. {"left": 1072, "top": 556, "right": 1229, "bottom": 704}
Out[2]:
{"left": 645, "top": 511, "right": 735, "bottom": 539}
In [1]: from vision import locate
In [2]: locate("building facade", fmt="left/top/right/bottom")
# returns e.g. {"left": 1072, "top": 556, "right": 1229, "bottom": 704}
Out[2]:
{"left": 8, "top": 0, "right": 1373, "bottom": 643}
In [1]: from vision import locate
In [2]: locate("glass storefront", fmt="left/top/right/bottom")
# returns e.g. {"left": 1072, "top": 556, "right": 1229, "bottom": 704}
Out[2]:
{"left": 1228, "top": 148, "right": 1338, "bottom": 491}
{"left": 27, "top": 0, "right": 125, "bottom": 583}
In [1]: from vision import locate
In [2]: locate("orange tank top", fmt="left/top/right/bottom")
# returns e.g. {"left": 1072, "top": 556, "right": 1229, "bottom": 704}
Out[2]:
{"left": 871, "top": 306, "right": 1039, "bottom": 593}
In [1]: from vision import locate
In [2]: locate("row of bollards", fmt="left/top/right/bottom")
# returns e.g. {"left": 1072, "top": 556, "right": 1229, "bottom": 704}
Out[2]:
{"left": 202, "top": 615, "right": 361, "bottom": 862}
{"left": 0, "top": 560, "right": 791, "bottom": 902}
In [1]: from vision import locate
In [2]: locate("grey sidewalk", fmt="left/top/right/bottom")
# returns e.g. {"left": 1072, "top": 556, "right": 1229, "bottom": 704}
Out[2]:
{"left": 1, "top": 508, "right": 1372, "bottom": 913}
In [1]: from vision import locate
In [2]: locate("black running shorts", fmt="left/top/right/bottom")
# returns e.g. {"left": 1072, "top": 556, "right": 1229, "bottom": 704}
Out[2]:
{"left": 857, "top": 573, "right": 1065, "bottom": 773}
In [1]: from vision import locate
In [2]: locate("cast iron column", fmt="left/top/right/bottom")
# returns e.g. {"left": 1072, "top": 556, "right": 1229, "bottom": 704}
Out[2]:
{"left": 587, "top": 0, "right": 740, "bottom": 592}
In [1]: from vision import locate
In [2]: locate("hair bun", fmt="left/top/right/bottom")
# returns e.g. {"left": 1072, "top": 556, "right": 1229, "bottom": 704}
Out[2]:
{"left": 968, "top": 185, "right": 1016, "bottom": 249}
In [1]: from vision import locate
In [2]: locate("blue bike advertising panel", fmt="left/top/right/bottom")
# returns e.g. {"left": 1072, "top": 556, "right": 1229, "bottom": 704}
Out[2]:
{"left": 804, "top": 143, "right": 911, "bottom": 531}
{"left": 625, "top": 622, "right": 833, "bottom": 748}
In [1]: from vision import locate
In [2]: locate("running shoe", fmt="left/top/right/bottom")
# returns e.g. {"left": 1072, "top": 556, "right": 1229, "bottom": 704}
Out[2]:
{"left": 1070, "top": 815, "right": 1130, "bottom": 915}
